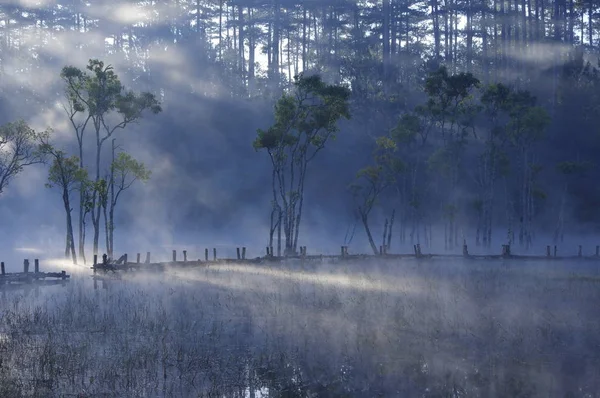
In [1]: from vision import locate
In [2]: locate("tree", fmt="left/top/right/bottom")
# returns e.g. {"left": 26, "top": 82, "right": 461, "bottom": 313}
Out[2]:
{"left": 418, "top": 66, "right": 480, "bottom": 249}
{"left": 349, "top": 165, "right": 391, "bottom": 255}
{"left": 553, "top": 160, "right": 591, "bottom": 244}
{"left": 0, "top": 120, "right": 47, "bottom": 195}
{"left": 504, "top": 90, "right": 550, "bottom": 249}
{"left": 383, "top": 113, "right": 429, "bottom": 246}
{"left": 106, "top": 149, "right": 150, "bottom": 257}
{"left": 475, "top": 82, "right": 512, "bottom": 248}
{"left": 61, "top": 59, "right": 161, "bottom": 258}
{"left": 43, "top": 146, "right": 87, "bottom": 264}
{"left": 254, "top": 73, "right": 351, "bottom": 255}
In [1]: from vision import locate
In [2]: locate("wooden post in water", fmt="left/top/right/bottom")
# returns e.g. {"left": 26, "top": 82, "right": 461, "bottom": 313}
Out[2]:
{"left": 102, "top": 254, "right": 108, "bottom": 264}
{"left": 61, "top": 270, "right": 67, "bottom": 279}
{"left": 242, "top": 247, "right": 246, "bottom": 260}
{"left": 266, "top": 247, "right": 270, "bottom": 257}
{"left": 146, "top": 252, "right": 151, "bottom": 264}
{"left": 204, "top": 249, "right": 209, "bottom": 261}
{"left": 546, "top": 245, "right": 551, "bottom": 257}
{"left": 554, "top": 245, "right": 557, "bottom": 257}
{"left": 462, "top": 244, "right": 469, "bottom": 257}
{"left": 341, "top": 246, "right": 345, "bottom": 257}
{"left": 123, "top": 254, "right": 128, "bottom": 265}
{"left": 137, "top": 253, "right": 141, "bottom": 264}
{"left": 237, "top": 248, "right": 241, "bottom": 260}
{"left": 417, "top": 244, "right": 422, "bottom": 256}
{"left": 183, "top": 250, "right": 187, "bottom": 262}
{"left": 578, "top": 245, "right": 582, "bottom": 257}
{"left": 34, "top": 259, "right": 39, "bottom": 273}
{"left": 1, "top": 262, "right": 4, "bottom": 275}
{"left": 172, "top": 250, "right": 177, "bottom": 262}
{"left": 24, "top": 259, "right": 29, "bottom": 273}
{"left": 213, "top": 248, "right": 217, "bottom": 261}
{"left": 413, "top": 245, "right": 418, "bottom": 257}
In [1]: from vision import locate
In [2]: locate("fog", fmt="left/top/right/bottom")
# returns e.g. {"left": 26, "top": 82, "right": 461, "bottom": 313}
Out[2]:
{"left": 1, "top": 0, "right": 600, "bottom": 395}
{"left": 1, "top": 258, "right": 599, "bottom": 396}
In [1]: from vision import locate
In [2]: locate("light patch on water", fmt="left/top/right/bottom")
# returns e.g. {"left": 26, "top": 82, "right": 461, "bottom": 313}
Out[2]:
{"left": 43, "top": 258, "right": 91, "bottom": 274}
{"left": 14, "top": 247, "right": 43, "bottom": 254}
{"left": 175, "top": 264, "right": 423, "bottom": 295}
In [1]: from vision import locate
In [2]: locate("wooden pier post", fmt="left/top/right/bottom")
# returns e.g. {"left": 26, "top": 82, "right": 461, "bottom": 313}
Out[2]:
{"left": 578, "top": 245, "right": 582, "bottom": 257}
{"left": 242, "top": 247, "right": 246, "bottom": 260}
{"left": 172, "top": 250, "right": 177, "bottom": 262}
{"left": 183, "top": 250, "right": 187, "bottom": 262}
{"left": 61, "top": 270, "right": 67, "bottom": 279}
{"left": 416, "top": 244, "right": 422, "bottom": 257}
{"left": 413, "top": 245, "right": 418, "bottom": 257}
{"left": 24, "top": 259, "right": 29, "bottom": 273}
{"left": 213, "top": 248, "right": 217, "bottom": 261}
{"left": 266, "top": 247, "right": 270, "bottom": 256}
{"left": 102, "top": 254, "right": 108, "bottom": 264}
{"left": 137, "top": 253, "right": 141, "bottom": 264}
{"left": 462, "top": 244, "right": 469, "bottom": 256}
{"left": 146, "top": 252, "right": 151, "bottom": 264}
{"left": 341, "top": 246, "right": 345, "bottom": 257}
{"left": 1, "top": 262, "right": 4, "bottom": 275}
{"left": 205, "top": 248, "right": 209, "bottom": 261}
{"left": 554, "top": 245, "right": 557, "bottom": 257}
{"left": 123, "top": 254, "right": 128, "bottom": 265}
{"left": 237, "top": 247, "right": 241, "bottom": 260}
{"left": 546, "top": 245, "right": 551, "bottom": 257}
{"left": 34, "top": 259, "right": 39, "bottom": 273}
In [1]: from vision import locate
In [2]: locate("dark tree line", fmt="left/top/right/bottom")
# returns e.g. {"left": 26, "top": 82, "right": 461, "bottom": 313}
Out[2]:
{"left": 1, "top": 1, "right": 600, "bottom": 252}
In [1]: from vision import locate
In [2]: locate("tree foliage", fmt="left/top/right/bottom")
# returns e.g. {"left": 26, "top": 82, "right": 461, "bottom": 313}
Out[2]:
{"left": 254, "top": 73, "right": 351, "bottom": 254}
{"left": 0, "top": 120, "right": 48, "bottom": 195}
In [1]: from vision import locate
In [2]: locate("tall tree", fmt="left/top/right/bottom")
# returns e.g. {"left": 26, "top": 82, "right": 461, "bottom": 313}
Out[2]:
{"left": 61, "top": 59, "right": 161, "bottom": 257}
{"left": 43, "top": 147, "right": 87, "bottom": 264}
{"left": 106, "top": 148, "right": 150, "bottom": 257}
{"left": 254, "top": 73, "right": 351, "bottom": 255}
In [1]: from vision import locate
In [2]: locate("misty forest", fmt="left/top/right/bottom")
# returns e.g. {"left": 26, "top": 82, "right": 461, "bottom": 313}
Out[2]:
{"left": 0, "top": 0, "right": 599, "bottom": 396}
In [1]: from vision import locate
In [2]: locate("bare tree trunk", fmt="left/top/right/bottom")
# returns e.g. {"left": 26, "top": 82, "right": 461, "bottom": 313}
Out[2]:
{"left": 387, "top": 209, "right": 395, "bottom": 249}
{"left": 277, "top": 210, "right": 282, "bottom": 257}
{"left": 360, "top": 211, "right": 379, "bottom": 255}
{"left": 104, "top": 204, "right": 109, "bottom": 257}
{"left": 108, "top": 139, "right": 116, "bottom": 258}
{"left": 63, "top": 189, "right": 77, "bottom": 264}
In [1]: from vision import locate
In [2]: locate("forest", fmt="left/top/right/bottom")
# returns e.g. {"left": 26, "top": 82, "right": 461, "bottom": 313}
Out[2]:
{"left": 0, "top": 0, "right": 599, "bottom": 260}
{"left": 1, "top": 2, "right": 600, "bottom": 396}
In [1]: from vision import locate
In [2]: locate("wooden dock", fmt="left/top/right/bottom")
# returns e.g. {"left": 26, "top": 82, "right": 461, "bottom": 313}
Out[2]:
{"left": 0, "top": 259, "right": 70, "bottom": 287}
{"left": 90, "top": 243, "right": 600, "bottom": 274}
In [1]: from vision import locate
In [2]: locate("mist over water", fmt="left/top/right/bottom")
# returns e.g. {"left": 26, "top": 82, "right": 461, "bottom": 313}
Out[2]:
{"left": 0, "top": 258, "right": 598, "bottom": 396}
